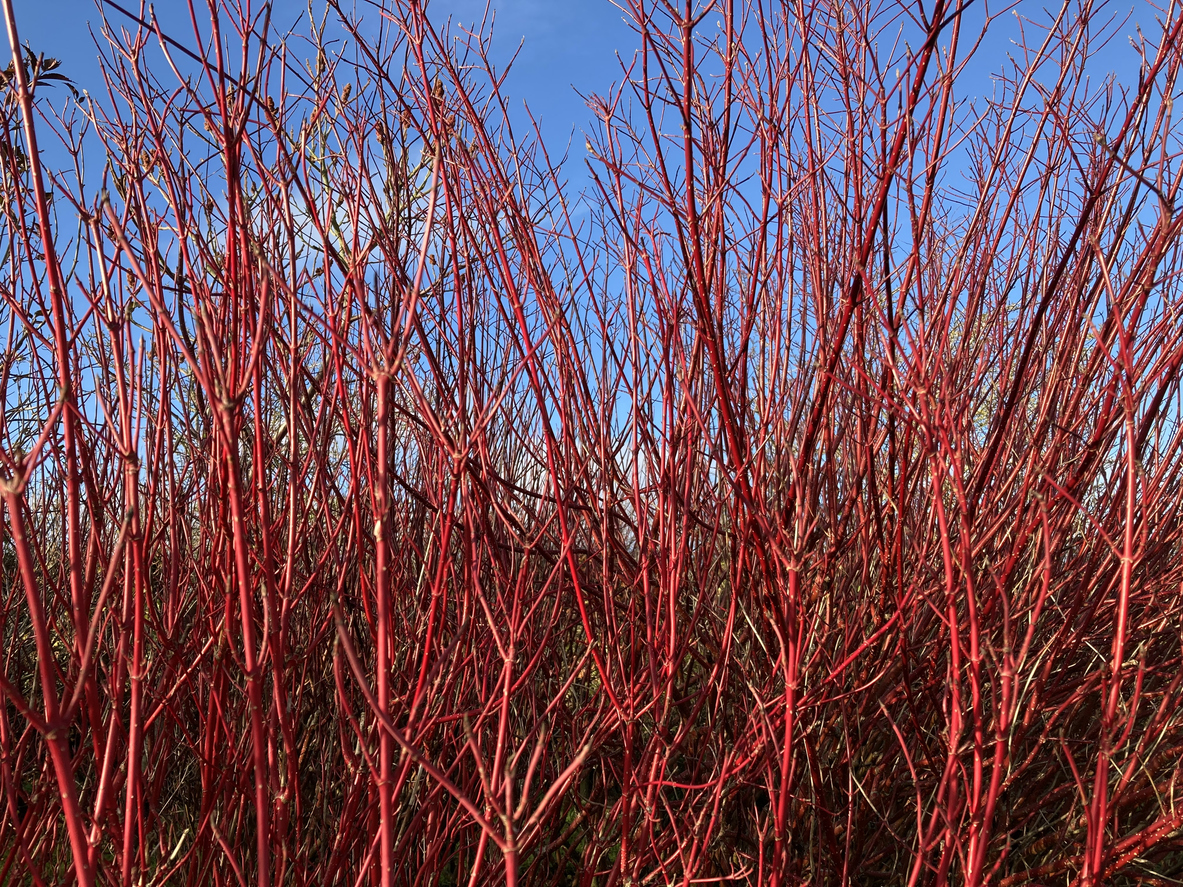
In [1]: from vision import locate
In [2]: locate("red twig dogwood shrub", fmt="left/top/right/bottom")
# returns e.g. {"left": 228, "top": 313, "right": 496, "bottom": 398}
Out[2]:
{"left": 1, "top": 0, "right": 1182, "bottom": 884}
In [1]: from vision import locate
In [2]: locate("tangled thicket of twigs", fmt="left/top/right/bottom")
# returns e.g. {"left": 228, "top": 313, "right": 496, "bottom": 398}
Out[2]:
{"left": 1, "top": 0, "right": 1183, "bottom": 885}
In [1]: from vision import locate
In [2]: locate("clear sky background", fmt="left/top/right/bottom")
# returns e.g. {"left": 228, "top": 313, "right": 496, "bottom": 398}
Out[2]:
{"left": 9, "top": 1, "right": 1163, "bottom": 129}
{"left": 3, "top": 0, "right": 1164, "bottom": 184}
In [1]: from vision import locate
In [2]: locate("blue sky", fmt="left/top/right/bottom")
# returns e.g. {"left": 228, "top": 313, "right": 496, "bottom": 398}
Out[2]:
{"left": 7, "top": 1, "right": 1162, "bottom": 141}
{"left": 9, "top": 0, "right": 636, "bottom": 158}
{"left": 4, "top": 0, "right": 1165, "bottom": 196}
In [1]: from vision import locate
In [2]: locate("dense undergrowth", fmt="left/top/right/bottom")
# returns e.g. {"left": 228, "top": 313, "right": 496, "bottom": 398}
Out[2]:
{"left": 1, "top": 0, "right": 1183, "bottom": 884}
